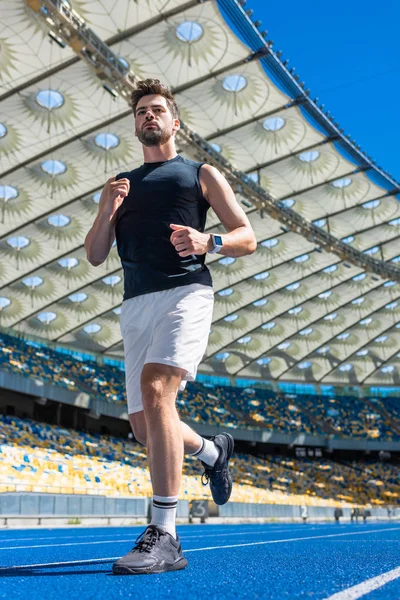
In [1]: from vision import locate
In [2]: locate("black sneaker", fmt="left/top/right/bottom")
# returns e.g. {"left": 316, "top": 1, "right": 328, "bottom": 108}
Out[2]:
{"left": 201, "top": 432, "right": 234, "bottom": 505}
{"left": 112, "top": 525, "right": 188, "bottom": 575}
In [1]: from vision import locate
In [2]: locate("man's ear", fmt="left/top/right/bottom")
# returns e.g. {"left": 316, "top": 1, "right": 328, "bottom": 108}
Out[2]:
{"left": 173, "top": 118, "right": 181, "bottom": 133}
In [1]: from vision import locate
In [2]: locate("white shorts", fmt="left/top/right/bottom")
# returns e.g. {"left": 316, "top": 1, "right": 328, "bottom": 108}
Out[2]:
{"left": 120, "top": 283, "right": 214, "bottom": 414}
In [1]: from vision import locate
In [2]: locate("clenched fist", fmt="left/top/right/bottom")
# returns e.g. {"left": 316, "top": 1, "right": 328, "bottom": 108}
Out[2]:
{"left": 170, "top": 223, "right": 211, "bottom": 257}
{"left": 98, "top": 176, "right": 130, "bottom": 219}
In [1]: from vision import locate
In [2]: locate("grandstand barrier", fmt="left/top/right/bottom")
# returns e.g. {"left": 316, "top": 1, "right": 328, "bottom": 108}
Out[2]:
{"left": 0, "top": 494, "right": 397, "bottom": 528}
{"left": 2, "top": 370, "right": 400, "bottom": 451}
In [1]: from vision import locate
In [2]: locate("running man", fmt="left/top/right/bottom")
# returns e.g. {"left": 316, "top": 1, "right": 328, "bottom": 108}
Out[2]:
{"left": 85, "top": 79, "right": 257, "bottom": 575}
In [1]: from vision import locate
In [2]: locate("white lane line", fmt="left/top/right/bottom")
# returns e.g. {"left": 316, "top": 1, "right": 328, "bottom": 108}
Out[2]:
{"left": 1, "top": 526, "right": 399, "bottom": 570}
{"left": 0, "top": 527, "right": 313, "bottom": 550}
{"left": 323, "top": 566, "right": 400, "bottom": 600}
{"left": 0, "top": 528, "right": 322, "bottom": 550}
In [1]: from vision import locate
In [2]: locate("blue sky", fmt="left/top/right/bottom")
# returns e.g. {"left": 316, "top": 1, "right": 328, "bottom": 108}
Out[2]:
{"left": 234, "top": 0, "right": 400, "bottom": 182}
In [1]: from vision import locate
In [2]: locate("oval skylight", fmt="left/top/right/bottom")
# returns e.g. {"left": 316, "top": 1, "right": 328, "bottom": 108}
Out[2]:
{"left": 375, "top": 335, "right": 388, "bottom": 343}
{"left": 286, "top": 282, "right": 301, "bottom": 291}
{"left": 48, "top": 214, "right": 70, "bottom": 227}
{"left": 0, "top": 185, "right": 18, "bottom": 201}
{"left": 246, "top": 172, "right": 259, "bottom": 183}
{"left": 223, "top": 314, "right": 238, "bottom": 322}
{"left": 58, "top": 257, "right": 79, "bottom": 269}
{"left": 257, "top": 357, "right": 271, "bottom": 365}
{"left": 263, "top": 117, "right": 285, "bottom": 131}
{"left": 385, "top": 301, "right": 398, "bottom": 310}
{"left": 0, "top": 297, "right": 11, "bottom": 309}
{"left": 383, "top": 280, "right": 396, "bottom": 287}
{"left": 318, "top": 346, "right": 330, "bottom": 354}
{"left": 356, "top": 349, "right": 369, "bottom": 356}
{"left": 113, "top": 306, "right": 122, "bottom": 315}
{"left": 218, "top": 288, "right": 234, "bottom": 297}
{"left": 362, "top": 199, "right": 381, "bottom": 210}
{"left": 298, "top": 361, "right": 312, "bottom": 369}
{"left": 22, "top": 276, "right": 43, "bottom": 288}
{"left": 261, "top": 239, "right": 279, "bottom": 249}
{"left": 294, "top": 254, "right": 310, "bottom": 264}
{"left": 117, "top": 56, "right": 129, "bottom": 70}
{"left": 7, "top": 236, "right": 29, "bottom": 250}
{"left": 95, "top": 133, "right": 120, "bottom": 150}
{"left": 253, "top": 271, "right": 270, "bottom": 281}
{"left": 318, "top": 290, "right": 332, "bottom": 299}
{"left": 37, "top": 311, "right": 57, "bottom": 324}
{"left": 210, "top": 143, "right": 221, "bottom": 153}
{"left": 278, "top": 341, "right": 291, "bottom": 350}
{"left": 313, "top": 218, "right": 327, "bottom": 228}
{"left": 0, "top": 123, "right": 7, "bottom": 138}
{"left": 360, "top": 317, "right": 373, "bottom": 325}
{"left": 262, "top": 321, "right": 276, "bottom": 330}
{"left": 299, "top": 327, "right": 313, "bottom": 336}
{"left": 83, "top": 323, "right": 102, "bottom": 334}
{"left": 299, "top": 150, "right": 319, "bottom": 163}
{"left": 388, "top": 217, "right": 400, "bottom": 226}
{"left": 381, "top": 365, "right": 395, "bottom": 373}
{"left": 36, "top": 89, "right": 64, "bottom": 110}
{"left": 323, "top": 265, "right": 338, "bottom": 274}
{"left": 69, "top": 292, "right": 88, "bottom": 303}
{"left": 92, "top": 192, "right": 101, "bottom": 204}
{"left": 339, "top": 363, "right": 353, "bottom": 372}
{"left": 253, "top": 298, "right": 268, "bottom": 307}
{"left": 332, "top": 177, "right": 352, "bottom": 188}
{"left": 337, "top": 332, "right": 350, "bottom": 340}
{"left": 280, "top": 198, "right": 295, "bottom": 209}
{"left": 222, "top": 75, "right": 247, "bottom": 93}
{"left": 288, "top": 306, "right": 302, "bottom": 315}
{"left": 352, "top": 297, "right": 365, "bottom": 305}
{"left": 342, "top": 235, "right": 354, "bottom": 244}
{"left": 352, "top": 273, "right": 367, "bottom": 282}
{"left": 176, "top": 21, "right": 203, "bottom": 43}
{"left": 218, "top": 257, "right": 236, "bottom": 266}
{"left": 216, "top": 352, "right": 230, "bottom": 361}
{"left": 364, "top": 246, "right": 379, "bottom": 255}
{"left": 102, "top": 275, "right": 121, "bottom": 286}
{"left": 391, "top": 256, "right": 400, "bottom": 263}
{"left": 41, "top": 160, "right": 67, "bottom": 176}
{"left": 324, "top": 313, "right": 337, "bottom": 321}
{"left": 237, "top": 335, "right": 252, "bottom": 344}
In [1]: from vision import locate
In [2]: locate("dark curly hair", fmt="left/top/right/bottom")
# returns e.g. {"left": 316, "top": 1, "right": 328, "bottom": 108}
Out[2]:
{"left": 130, "top": 79, "right": 179, "bottom": 119}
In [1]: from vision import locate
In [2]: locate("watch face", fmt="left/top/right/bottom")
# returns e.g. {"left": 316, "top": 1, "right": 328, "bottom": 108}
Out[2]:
{"left": 214, "top": 235, "right": 223, "bottom": 246}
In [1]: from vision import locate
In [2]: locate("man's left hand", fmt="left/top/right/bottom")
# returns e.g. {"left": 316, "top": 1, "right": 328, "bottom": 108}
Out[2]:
{"left": 170, "top": 224, "right": 211, "bottom": 257}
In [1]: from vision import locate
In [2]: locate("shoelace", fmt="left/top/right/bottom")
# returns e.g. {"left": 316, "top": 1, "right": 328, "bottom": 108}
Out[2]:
{"left": 131, "top": 527, "right": 161, "bottom": 553}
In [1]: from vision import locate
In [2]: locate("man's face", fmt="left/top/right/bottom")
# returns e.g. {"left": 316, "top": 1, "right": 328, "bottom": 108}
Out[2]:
{"left": 135, "top": 94, "right": 179, "bottom": 147}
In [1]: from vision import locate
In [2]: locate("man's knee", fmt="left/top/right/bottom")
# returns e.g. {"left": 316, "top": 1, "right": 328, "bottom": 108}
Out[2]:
{"left": 140, "top": 363, "right": 185, "bottom": 412}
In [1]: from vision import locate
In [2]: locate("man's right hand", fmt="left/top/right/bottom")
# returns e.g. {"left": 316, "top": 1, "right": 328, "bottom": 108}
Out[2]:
{"left": 99, "top": 177, "right": 130, "bottom": 219}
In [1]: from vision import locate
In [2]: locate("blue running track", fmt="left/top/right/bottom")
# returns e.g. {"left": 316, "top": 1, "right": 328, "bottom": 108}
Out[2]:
{"left": 0, "top": 522, "right": 399, "bottom": 599}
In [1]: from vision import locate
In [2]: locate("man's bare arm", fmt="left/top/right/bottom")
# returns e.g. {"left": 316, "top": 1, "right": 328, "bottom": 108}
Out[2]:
{"left": 85, "top": 177, "right": 130, "bottom": 266}
{"left": 200, "top": 164, "right": 257, "bottom": 257}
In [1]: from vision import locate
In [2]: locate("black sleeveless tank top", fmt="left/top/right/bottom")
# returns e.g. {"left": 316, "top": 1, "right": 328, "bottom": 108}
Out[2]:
{"left": 115, "top": 155, "right": 213, "bottom": 300}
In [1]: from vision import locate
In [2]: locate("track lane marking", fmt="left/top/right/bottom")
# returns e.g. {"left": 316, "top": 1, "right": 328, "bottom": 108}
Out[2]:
{"left": 0, "top": 525, "right": 399, "bottom": 569}
{"left": 323, "top": 565, "right": 400, "bottom": 599}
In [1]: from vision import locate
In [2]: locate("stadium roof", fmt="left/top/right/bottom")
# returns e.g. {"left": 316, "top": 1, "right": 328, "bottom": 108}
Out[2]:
{"left": 0, "top": 0, "right": 399, "bottom": 388}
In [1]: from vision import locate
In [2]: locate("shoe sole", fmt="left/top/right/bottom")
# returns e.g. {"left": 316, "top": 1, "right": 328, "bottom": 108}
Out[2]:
{"left": 214, "top": 432, "right": 234, "bottom": 506}
{"left": 112, "top": 557, "right": 188, "bottom": 575}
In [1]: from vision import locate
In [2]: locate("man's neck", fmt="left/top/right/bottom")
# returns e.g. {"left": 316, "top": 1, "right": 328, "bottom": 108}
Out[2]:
{"left": 142, "top": 140, "right": 177, "bottom": 163}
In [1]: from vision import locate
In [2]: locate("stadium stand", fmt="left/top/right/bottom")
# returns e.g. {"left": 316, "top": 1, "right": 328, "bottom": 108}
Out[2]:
{"left": 0, "top": 414, "right": 398, "bottom": 507}
{"left": 1, "top": 333, "right": 399, "bottom": 441}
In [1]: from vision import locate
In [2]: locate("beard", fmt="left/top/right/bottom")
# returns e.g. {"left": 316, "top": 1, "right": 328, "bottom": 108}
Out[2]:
{"left": 136, "top": 124, "right": 173, "bottom": 147}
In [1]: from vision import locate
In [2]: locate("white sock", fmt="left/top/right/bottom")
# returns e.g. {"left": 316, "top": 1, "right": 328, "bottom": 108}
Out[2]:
{"left": 191, "top": 437, "right": 220, "bottom": 467}
{"left": 151, "top": 494, "right": 178, "bottom": 538}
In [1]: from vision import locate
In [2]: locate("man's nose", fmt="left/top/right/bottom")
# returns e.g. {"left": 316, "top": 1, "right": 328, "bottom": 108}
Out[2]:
{"left": 145, "top": 111, "right": 155, "bottom": 120}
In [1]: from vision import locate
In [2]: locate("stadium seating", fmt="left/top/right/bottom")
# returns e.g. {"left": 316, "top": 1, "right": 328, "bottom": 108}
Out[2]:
{"left": 0, "top": 415, "right": 398, "bottom": 506}
{"left": 1, "top": 333, "right": 399, "bottom": 440}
